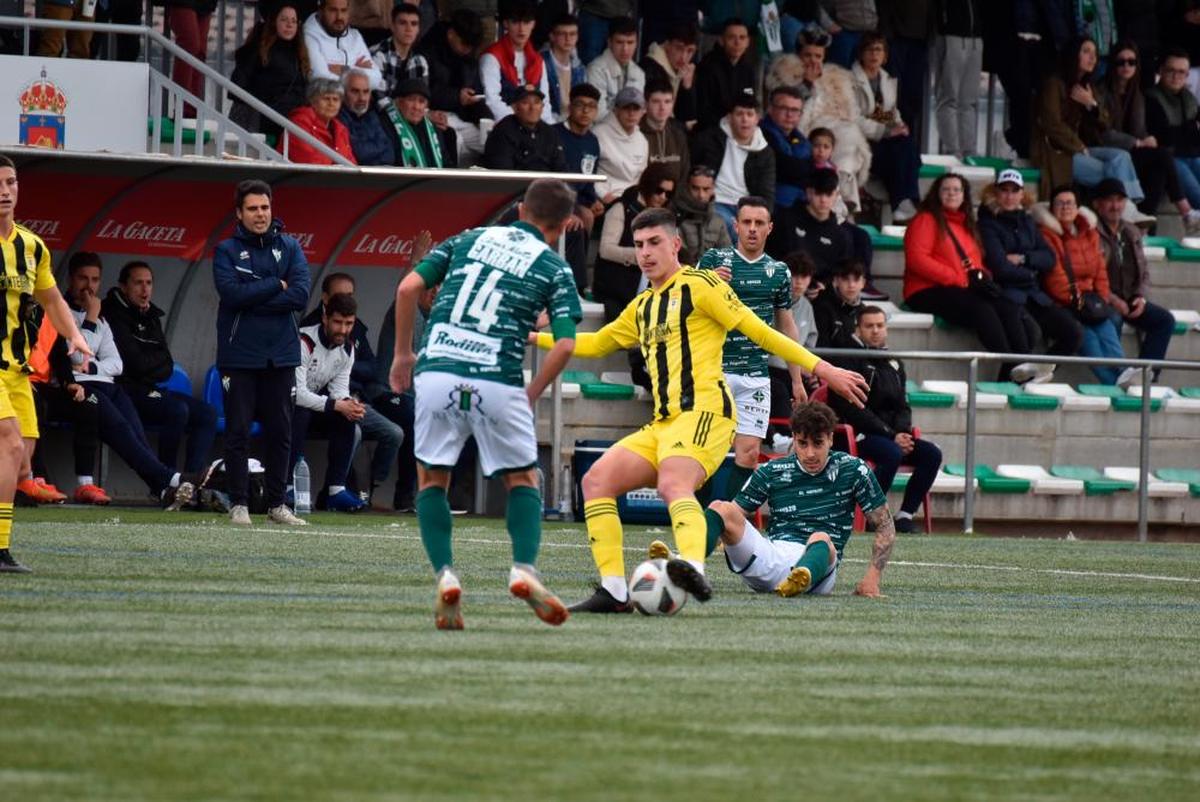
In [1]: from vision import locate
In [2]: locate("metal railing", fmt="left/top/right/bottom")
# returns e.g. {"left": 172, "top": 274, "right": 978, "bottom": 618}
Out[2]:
{"left": 1, "top": 17, "right": 353, "bottom": 165}
{"left": 544, "top": 347, "right": 1200, "bottom": 541}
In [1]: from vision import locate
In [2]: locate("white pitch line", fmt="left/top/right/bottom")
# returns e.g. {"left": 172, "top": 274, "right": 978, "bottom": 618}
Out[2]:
{"left": 149, "top": 523, "right": 1200, "bottom": 586}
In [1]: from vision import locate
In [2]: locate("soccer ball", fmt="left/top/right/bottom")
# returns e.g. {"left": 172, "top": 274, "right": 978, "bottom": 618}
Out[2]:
{"left": 629, "top": 559, "right": 688, "bottom": 616}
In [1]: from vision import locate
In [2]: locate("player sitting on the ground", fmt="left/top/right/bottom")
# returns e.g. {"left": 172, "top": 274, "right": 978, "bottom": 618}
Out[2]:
{"left": 293, "top": 292, "right": 367, "bottom": 513}
{"left": 700, "top": 401, "right": 895, "bottom": 598}
{"left": 533, "top": 206, "right": 868, "bottom": 613}
{"left": 697, "top": 195, "right": 807, "bottom": 500}
{"left": 827, "top": 306, "right": 942, "bottom": 533}
{"left": 389, "top": 177, "right": 581, "bottom": 630}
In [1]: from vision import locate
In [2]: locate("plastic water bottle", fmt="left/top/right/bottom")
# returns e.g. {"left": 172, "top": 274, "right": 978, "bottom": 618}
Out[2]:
{"left": 558, "top": 464, "right": 574, "bottom": 522}
{"left": 293, "top": 456, "right": 311, "bottom": 515}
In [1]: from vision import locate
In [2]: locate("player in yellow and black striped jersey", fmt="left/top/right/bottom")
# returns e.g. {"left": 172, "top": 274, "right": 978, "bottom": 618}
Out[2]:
{"left": 0, "top": 154, "right": 92, "bottom": 573}
{"left": 534, "top": 207, "right": 869, "bottom": 612}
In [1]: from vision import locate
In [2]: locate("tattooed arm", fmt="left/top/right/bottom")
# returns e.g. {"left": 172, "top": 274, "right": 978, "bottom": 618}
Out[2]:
{"left": 854, "top": 505, "right": 895, "bottom": 598}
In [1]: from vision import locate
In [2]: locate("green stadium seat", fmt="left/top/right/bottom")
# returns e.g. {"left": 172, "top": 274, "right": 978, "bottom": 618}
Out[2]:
{"left": 1166, "top": 243, "right": 1200, "bottom": 261}
{"left": 149, "top": 117, "right": 212, "bottom": 145}
{"left": 944, "top": 464, "right": 1031, "bottom": 493}
{"left": 581, "top": 383, "right": 634, "bottom": 400}
{"left": 1076, "top": 384, "right": 1162, "bottom": 411}
{"left": 1153, "top": 469, "right": 1200, "bottom": 497}
{"left": 1180, "top": 387, "right": 1200, "bottom": 399}
{"left": 975, "top": 381, "right": 1061, "bottom": 410}
{"left": 563, "top": 370, "right": 599, "bottom": 384}
{"left": 1050, "top": 465, "right": 1135, "bottom": 495}
{"left": 918, "top": 164, "right": 947, "bottom": 179}
{"left": 996, "top": 464, "right": 1083, "bottom": 494}
{"left": 964, "top": 155, "right": 1009, "bottom": 171}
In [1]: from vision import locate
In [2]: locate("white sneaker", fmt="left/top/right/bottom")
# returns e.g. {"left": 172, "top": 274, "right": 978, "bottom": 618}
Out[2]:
{"left": 765, "top": 433, "right": 793, "bottom": 454}
{"left": 1027, "top": 363, "right": 1056, "bottom": 385}
{"left": 267, "top": 505, "right": 308, "bottom": 526}
{"left": 892, "top": 199, "right": 918, "bottom": 223}
{"left": 1120, "top": 202, "right": 1156, "bottom": 228}
{"left": 1116, "top": 366, "right": 1138, "bottom": 390}
{"left": 229, "top": 505, "right": 251, "bottom": 526}
{"left": 435, "top": 570, "right": 463, "bottom": 630}
{"left": 1010, "top": 362, "right": 1040, "bottom": 384}
{"left": 1185, "top": 210, "right": 1200, "bottom": 236}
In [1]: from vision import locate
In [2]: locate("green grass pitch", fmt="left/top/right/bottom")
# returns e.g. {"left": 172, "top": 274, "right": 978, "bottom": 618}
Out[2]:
{"left": 2, "top": 507, "right": 1199, "bottom": 801}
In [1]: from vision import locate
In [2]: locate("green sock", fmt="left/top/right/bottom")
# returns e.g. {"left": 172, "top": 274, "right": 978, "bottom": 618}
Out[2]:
{"left": 416, "top": 487, "right": 453, "bottom": 572}
{"left": 694, "top": 476, "right": 715, "bottom": 507}
{"left": 506, "top": 485, "right": 542, "bottom": 565}
{"left": 723, "top": 463, "right": 755, "bottom": 501}
{"left": 796, "top": 540, "right": 831, "bottom": 581}
{"left": 704, "top": 508, "right": 725, "bottom": 558}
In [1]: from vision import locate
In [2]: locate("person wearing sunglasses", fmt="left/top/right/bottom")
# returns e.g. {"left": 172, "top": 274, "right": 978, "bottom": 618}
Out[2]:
{"left": 1098, "top": 40, "right": 1200, "bottom": 233}
{"left": 1147, "top": 47, "right": 1200, "bottom": 230}
{"left": 594, "top": 163, "right": 677, "bottom": 322}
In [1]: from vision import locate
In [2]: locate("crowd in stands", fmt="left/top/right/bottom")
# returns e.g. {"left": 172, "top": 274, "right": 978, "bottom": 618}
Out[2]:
{"left": 16, "top": 1, "right": 1195, "bottom": 511}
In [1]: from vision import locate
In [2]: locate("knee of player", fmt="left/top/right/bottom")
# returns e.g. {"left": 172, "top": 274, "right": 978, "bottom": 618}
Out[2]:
{"left": 809, "top": 531, "right": 837, "bottom": 565}
{"left": 580, "top": 465, "right": 611, "bottom": 500}
{"left": 0, "top": 426, "right": 23, "bottom": 466}
{"left": 708, "top": 499, "right": 744, "bottom": 528}
{"left": 733, "top": 441, "right": 760, "bottom": 467}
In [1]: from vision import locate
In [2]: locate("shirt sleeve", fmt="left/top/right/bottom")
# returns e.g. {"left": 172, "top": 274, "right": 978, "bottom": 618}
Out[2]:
{"left": 695, "top": 249, "right": 720, "bottom": 270}
{"left": 547, "top": 257, "right": 583, "bottom": 327}
{"left": 33, "top": 242, "right": 55, "bottom": 291}
{"left": 536, "top": 294, "right": 639, "bottom": 356}
{"left": 734, "top": 463, "right": 770, "bottom": 514}
{"left": 695, "top": 279, "right": 822, "bottom": 372}
{"left": 773, "top": 264, "right": 794, "bottom": 309}
{"left": 852, "top": 457, "right": 888, "bottom": 513}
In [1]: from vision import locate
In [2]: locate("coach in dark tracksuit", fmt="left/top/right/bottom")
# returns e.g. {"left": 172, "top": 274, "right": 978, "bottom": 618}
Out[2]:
{"left": 212, "top": 179, "right": 311, "bottom": 523}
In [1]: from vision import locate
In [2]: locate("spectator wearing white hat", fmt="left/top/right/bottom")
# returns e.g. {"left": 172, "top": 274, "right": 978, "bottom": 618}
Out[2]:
{"left": 593, "top": 85, "right": 650, "bottom": 202}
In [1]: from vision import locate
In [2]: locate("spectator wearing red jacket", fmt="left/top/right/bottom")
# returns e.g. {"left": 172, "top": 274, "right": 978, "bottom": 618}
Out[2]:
{"left": 280, "top": 78, "right": 357, "bottom": 165}
{"left": 903, "top": 173, "right": 1041, "bottom": 382}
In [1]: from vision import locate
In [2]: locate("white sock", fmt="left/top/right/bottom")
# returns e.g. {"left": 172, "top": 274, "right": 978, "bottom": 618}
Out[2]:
{"left": 601, "top": 575, "right": 629, "bottom": 602}
{"left": 77, "top": 475, "right": 93, "bottom": 487}
{"left": 21, "top": 472, "right": 33, "bottom": 482}
{"left": 169, "top": 473, "right": 181, "bottom": 488}
{"left": 896, "top": 511, "right": 913, "bottom": 521}
{"left": 509, "top": 563, "right": 536, "bottom": 585}
{"left": 329, "top": 485, "right": 345, "bottom": 495}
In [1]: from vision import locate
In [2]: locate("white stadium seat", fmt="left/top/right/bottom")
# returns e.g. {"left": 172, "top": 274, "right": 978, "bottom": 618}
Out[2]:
{"left": 920, "top": 380, "right": 1008, "bottom": 409}
{"left": 1102, "top": 467, "right": 1191, "bottom": 497}
{"left": 1021, "top": 383, "right": 1112, "bottom": 411}
{"left": 996, "top": 464, "right": 1084, "bottom": 495}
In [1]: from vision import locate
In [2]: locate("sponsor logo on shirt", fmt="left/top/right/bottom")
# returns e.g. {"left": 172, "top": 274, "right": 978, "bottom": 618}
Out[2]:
{"left": 425, "top": 322, "right": 502, "bottom": 366}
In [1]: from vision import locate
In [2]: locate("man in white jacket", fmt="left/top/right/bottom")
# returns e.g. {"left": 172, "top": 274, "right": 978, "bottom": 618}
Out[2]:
{"left": 585, "top": 17, "right": 645, "bottom": 120}
{"left": 292, "top": 292, "right": 366, "bottom": 512}
{"left": 304, "top": 0, "right": 384, "bottom": 91}
{"left": 593, "top": 85, "right": 649, "bottom": 203}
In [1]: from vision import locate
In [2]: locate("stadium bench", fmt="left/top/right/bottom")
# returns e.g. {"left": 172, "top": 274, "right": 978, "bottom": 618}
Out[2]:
{"left": 944, "top": 463, "right": 1032, "bottom": 493}
{"left": 1050, "top": 465, "right": 1136, "bottom": 495}
{"left": 203, "top": 365, "right": 262, "bottom": 436}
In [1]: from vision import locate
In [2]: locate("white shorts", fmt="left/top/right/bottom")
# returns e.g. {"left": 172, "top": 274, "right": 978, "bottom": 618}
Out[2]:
{"left": 723, "top": 521, "right": 838, "bottom": 595}
{"left": 725, "top": 373, "right": 771, "bottom": 439}
{"left": 414, "top": 371, "right": 537, "bottom": 478}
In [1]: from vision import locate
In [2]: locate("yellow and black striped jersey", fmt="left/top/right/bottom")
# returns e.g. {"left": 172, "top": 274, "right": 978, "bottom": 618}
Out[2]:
{"left": 0, "top": 224, "right": 56, "bottom": 373}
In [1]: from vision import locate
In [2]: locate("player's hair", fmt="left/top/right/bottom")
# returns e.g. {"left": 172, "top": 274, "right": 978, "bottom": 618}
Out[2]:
{"left": 665, "top": 20, "right": 698, "bottom": 45}
{"left": 645, "top": 80, "right": 674, "bottom": 98}
{"left": 307, "top": 76, "right": 343, "bottom": 101}
{"left": 798, "top": 28, "right": 831, "bottom": 51}
{"left": 235, "top": 179, "right": 272, "bottom": 209}
{"left": 570, "top": 82, "right": 601, "bottom": 102}
{"left": 731, "top": 89, "right": 758, "bottom": 112}
{"left": 323, "top": 292, "right": 357, "bottom": 318}
{"left": 448, "top": 9, "right": 483, "bottom": 47}
{"left": 503, "top": 1, "right": 536, "bottom": 22}
{"left": 321, "top": 271, "right": 355, "bottom": 294}
{"left": 856, "top": 31, "right": 888, "bottom": 60}
{"left": 391, "top": 3, "right": 420, "bottom": 23}
{"left": 522, "top": 178, "right": 577, "bottom": 228}
{"left": 0, "top": 154, "right": 14, "bottom": 171}
{"left": 735, "top": 195, "right": 771, "bottom": 217}
{"left": 857, "top": 304, "right": 886, "bottom": 324}
{"left": 637, "top": 162, "right": 675, "bottom": 200}
{"left": 769, "top": 85, "right": 803, "bottom": 104}
{"left": 1162, "top": 45, "right": 1190, "bottom": 66}
{"left": 784, "top": 250, "right": 815, "bottom": 278}
{"left": 832, "top": 259, "right": 865, "bottom": 279}
{"left": 808, "top": 168, "right": 839, "bottom": 196}
{"left": 68, "top": 251, "right": 102, "bottom": 275}
{"left": 550, "top": 13, "right": 579, "bottom": 31}
{"left": 1050, "top": 183, "right": 1079, "bottom": 206}
{"left": 809, "top": 127, "right": 836, "bottom": 147}
{"left": 790, "top": 401, "right": 837, "bottom": 441}
{"left": 118, "top": 260, "right": 152, "bottom": 284}
{"left": 720, "top": 17, "right": 749, "bottom": 34}
{"left": 608, "top": 16, "right": 637, "bottom": 38}
{"left": 630, "top": 207, "right": 678, "bottom": 237}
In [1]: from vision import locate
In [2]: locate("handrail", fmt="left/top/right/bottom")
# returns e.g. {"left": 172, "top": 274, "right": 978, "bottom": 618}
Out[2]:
{"left": 0, "top": 17, "right": 354, "bottom": 166}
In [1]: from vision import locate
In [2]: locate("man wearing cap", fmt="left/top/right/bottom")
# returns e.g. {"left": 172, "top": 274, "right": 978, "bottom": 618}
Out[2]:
{"left": 483, "top": 84, "right": 567, "bottom": 172}
{"left": 382, "top": 79, "right": 458, "bottom": 168}
{"left": 480, "top": 2, "right": 555, "bottom": 124}
{"left": 1092, "top": 178, "right": 1177, "bottom": 385}
{"left": 978, "top": 168, "right": 1081, "bottom": 383}
{"left": 691, "top": 88, "right": 776, "bottom": 240}
{"left": 593, "top": 85, "right": 650, "bottom": 203}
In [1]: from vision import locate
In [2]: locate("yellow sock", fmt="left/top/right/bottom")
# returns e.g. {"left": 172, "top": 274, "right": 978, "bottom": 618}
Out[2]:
{"left": 669, "top": 498, "right": 706, "bottom": 564}
{"left": 0, "top": 502, "right": 13, "bottom": 550}
{"left": 583, "top": 497, "right": 624, "bottom": 579}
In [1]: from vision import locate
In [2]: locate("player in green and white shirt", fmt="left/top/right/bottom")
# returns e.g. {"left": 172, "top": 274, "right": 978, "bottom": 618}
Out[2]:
{"left": 388, "top": 178, "right": 582, "bottom": 630}
{"left": 706, "top": 401, "right": 895, "bottom": 598}
{"left": 697, "top": 196, "right": 808, "bottom": 500}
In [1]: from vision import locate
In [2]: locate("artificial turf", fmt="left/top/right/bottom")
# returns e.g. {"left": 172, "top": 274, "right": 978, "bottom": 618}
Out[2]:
{"left": 2, "top": 507, "right": 1198, "bottom": 801}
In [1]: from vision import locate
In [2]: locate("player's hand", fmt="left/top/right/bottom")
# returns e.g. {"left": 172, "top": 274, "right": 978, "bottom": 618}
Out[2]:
{"left": 460, "top": 87, "right": 480, "bottom": 106}
{"left": 853, "top": 580, "right": 885, "bottom": 598}
{"left": 805, "top": 281, "right": 823, "bottom": 301}
{"left": 714, "top": 266, "right": 732, "bottom": 282}
{"left": 412, "top": 229, "right": 434, "bottom": 264}
{"left": 1110, "top": 295, "right": 1130, "bottom": 317}
{"left": 67, "top": 383, "right": 84, "bottom": 402}
{"left": 816, "top": 362, "right": 869, "bottom": 408}
{"left": 81, "top": 290, "right": 101, "bottom": 322}
{"left": 429, "top": 110, "right": 449, "bottom": 129}
{"left": 1128, "top": 296, "right": 1146, "bottom": 319}
{"left": 525, "top": 385, "right": 541, "bottom": 408}
{"left": 533, "top": 311, "right": 550, "bottom": 330}
{"left": 679, "top": 62, "right": 695, "bottom": 88}
{"left": 791, "top": 379, "right": 808, "bottom": 405}
{"left": 389, "top": 350, "right": 417, "bottom": 394}
{"left": 566, "top": 214, "right": 584, "bottom": 232}
{"left": 280, "top": 279, "right": 289, "bottom": 291}
{"left": 66, "top": 331, "right": 94, "bottom": 359}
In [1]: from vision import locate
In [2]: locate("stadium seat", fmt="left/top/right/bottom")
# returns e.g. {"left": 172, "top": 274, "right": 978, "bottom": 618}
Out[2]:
{"left": 1102, "top": 466, "right": 1190, "bottom": 497}
{"left": 158, "top": 365, "right": 192, "bottom": 396}
{"left": 1077, "top": 384, "right": 1163, "bottom": 412}
{"left": 1021, "top": 382, "right": 1111, "bottom": 410}
{"left": 202, "top": 365, "right": 261, "bottom": 436}
{"left": 930, "top": 469, "right": 974, "bottom": 493}
{"left": 599, "top": 372, "right": 649, "bottom": 401}
{"left": 944, "top": 464, "right": 1031, "bottom": 493}
{"left": 976, "top": 381, "right": 1061, "bottom": 410}
{"left": 1050, "top": 465, "right": 1135, "bottom": 495}
{"left": 920, "top": 381, "right": 1008, "bottom": 409}
{"left": 905, "top": 380, "right": 956, "bottom": 408}
{"left": 996, "top": 464, "right": 1084, "bottom": 495}
{"left": 1153, "top": 468, "right": 1200, "bottom": 497}
{"left": 1170, "top": 309, "right": 1199, "bottom": 334}
{"left": 1180, "top": 387, "right": 1200, "bottom": 399}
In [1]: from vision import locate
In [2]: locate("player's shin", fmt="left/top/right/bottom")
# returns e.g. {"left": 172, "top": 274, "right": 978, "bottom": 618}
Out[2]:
{"left": 667, "top": 498, "right": 706, "bottom": 568}
{"left": 583, "top": 497, "right": 627, "bottom": 599}
{"left": 795, "top": 540, "right": 831, "bottom": 583}
{"left": 0, "top": 501, "right": 12, "bottom": 549}
{"left": 723, "top": 464, "right": 755, "bottom": 501}
{"left": 415, "top": 486, "right": 454, "bottom": 571}
{"left": 506, "top": 485, "right": 542, "bottom": 565}
{"left": 704, "top": 508, "right": 725, "bottom": 557}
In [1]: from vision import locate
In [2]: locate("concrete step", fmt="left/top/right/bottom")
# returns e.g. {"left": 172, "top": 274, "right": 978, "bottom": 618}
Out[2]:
{"left": 920, "top": 491, "right": 1196, "bottom": 528}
